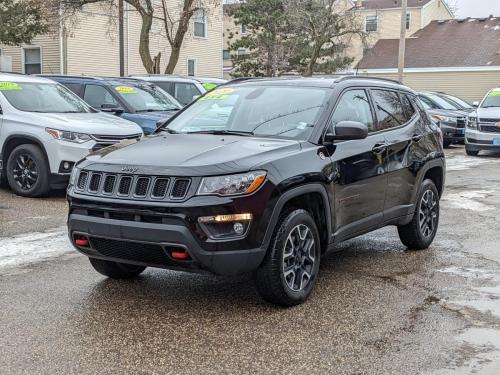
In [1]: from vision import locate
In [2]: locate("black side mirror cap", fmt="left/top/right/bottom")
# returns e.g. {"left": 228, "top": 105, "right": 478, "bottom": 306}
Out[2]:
{"left": 325, "top": 121, "right": 369, "bottom": 142}
{"left": 100, "top": 104, "right": 124, "bottom": 115}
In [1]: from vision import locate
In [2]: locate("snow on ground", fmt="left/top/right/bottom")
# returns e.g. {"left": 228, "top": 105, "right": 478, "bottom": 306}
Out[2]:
{"left": 0, "top": 227, "right": 73, "bottom": 269}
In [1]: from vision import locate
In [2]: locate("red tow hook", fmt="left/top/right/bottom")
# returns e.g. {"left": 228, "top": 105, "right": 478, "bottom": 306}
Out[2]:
{"left": 75, "top": 238, "right": 90, "bottom": 247}
{"left": 171, "top": 250, "right": 190, "bottom": 260}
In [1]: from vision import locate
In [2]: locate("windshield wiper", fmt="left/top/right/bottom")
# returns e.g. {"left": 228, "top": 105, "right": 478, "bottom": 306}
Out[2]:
{"left": 186, "top": 130, "right": 254, "bottom": 136}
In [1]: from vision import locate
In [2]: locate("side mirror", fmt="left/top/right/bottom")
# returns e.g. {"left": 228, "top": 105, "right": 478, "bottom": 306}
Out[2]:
{"left": 101, "top": 103, "right": 124, "bottom": 114}
{"left": 472, "top": 101, "right": 479, "bottom": 108}
{"left": 325, "top": 121, "right": 369, "bottom": 143}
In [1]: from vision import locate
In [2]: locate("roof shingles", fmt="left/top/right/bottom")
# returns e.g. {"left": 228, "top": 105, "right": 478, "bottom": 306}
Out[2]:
{"left": 357, "top": 18, "right": 500, "bottom": 69}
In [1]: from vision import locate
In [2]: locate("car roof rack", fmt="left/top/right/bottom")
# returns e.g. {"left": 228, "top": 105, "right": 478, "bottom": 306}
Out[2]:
{"left": 336, "top": 75, "right": 402, "bottom": 85}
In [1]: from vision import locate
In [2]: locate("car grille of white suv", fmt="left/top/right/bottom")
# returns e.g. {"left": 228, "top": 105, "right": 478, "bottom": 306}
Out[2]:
{"left": 91, "top": 133, "right": 142, "bottom": 151}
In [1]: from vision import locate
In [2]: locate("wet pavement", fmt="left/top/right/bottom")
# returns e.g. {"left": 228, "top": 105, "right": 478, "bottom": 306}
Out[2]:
{"left": 1, "top": 146, "right": 500, "bottom": 374}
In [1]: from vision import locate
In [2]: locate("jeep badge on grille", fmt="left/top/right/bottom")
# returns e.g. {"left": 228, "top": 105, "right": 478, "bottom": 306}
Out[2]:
{"left": 121, "top": 166, "right": 139, "bottom": 173}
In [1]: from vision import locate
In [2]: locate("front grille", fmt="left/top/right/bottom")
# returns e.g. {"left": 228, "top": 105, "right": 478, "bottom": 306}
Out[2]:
{"left": 89, "top": 237, "right": 177, "bottom": 267}
{"left": 480, "top": 125, "right": 500, "bottom": 133}
{"left": 456, "top": 118, "right": 466, "bottom": 128}
{"left": 74, "top": 170, "right": 192, "bottom": 201}
{"left": 91, "top": 133, "right": 142, "bottom": 152}
{"left": 171, "top": 179, "right": 190, "bottom": 199}
{"left": 479, "top": 118, "right": 500, "bottom": 123}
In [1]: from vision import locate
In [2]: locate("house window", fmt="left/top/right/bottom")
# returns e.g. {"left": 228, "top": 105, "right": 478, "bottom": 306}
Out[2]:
{"left": 237, "top": 48, "right": 246, "bottom": 56}
{"left": 23, "top": 47, "right": 42, "bottom": 74}
{"left": 187, "top": 59, "right": 196, "bottom": 76}
{"left": 193, "top": 9, "right": 207, "bottom": 38}
{"left": 223, "top": 50, "right": 230, "bottom": 60}
{"left": 241, "top": 24, "right": 247, "bottom": 34}
{"left": 406, "top": 13, "right": 411, "bottom": 30}
{"left": 365, "top": 16, "right": 378, "bottom": 32}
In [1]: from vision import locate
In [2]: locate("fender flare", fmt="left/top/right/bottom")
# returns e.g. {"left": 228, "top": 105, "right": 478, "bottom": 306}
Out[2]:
{"left": 411, "top": 157, "right": 446, "bottom": 204}
{"left": 261, "top": 183, "right": 333, "bottom": 250}
{"left": 1, "top": 134, "right": 49, "bottom": 172}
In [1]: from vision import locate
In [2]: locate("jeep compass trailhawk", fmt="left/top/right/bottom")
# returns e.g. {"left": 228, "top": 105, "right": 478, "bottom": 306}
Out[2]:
{"left": 67, "top": 77, "right": 445, "bottom": 306}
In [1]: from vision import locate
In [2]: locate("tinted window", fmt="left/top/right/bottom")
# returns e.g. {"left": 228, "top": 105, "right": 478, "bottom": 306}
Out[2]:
{"left": 401, "top": 93, "right": 415, "bottom": 121}
{"left": 330, "top": 90, "right": 375, "bottom": 132}
{"left": 84, "top": 85, "right": 118, "bottom": 109}
{"left": 421, "top": 93, "right": 457, "bottom": 110}
{"left": 371, "top": 89, "right": 406, "bottom": 130}
{"left": 61, "top": 83, "right": 84, "bottom": 97}
{"left": 418, "top": 96, "right": 433, "bottom": 110}
{"left": 152, "top": 82, "right": 173, "bottom": 96}
{"left": 167, "top": 86, "right": 329, "bottom": 140}
{"left": 113, "top": 84, "right": 180, "bottom": 112}
{"left": 174, "top": 83, "right": 202, "bottom": 106}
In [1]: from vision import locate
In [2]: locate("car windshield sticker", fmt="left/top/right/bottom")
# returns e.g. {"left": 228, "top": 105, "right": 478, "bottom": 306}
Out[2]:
{"left": 0, "top": 82, "right": 22, "bottom": 91}
{"left": 200, "top": 88, "right": 234, "bottom": 101}
{"left": 115, "top": 86, "right": 138, "bottom": 94}
{"left": 202, "top": 83, "right": 218, "bottom": 91}
{"left": 488, "top": 91, "right": 500, "bottom": 97}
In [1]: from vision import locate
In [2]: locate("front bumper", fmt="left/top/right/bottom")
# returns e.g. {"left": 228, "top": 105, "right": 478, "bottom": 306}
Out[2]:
{"left": 465, "top": 128, "right": 500, "bottom": 150}
{"left": 441, "top": 123, "right": 465, "bottom": 142}
{"left": 45, "top": 139, "right": 95, "bottom": 174}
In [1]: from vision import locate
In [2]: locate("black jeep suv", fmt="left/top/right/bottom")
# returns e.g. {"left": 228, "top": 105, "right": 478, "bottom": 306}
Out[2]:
{"left": 67, "top": 77, "right": 445, "bottom": 306}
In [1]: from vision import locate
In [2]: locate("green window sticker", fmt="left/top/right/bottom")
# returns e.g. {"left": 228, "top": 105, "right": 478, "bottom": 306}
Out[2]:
{"left": 115, "top": 86, "right": 138, "bottom": 94}
{"left": 202, "top": 83, "right": 218, "bottom": 91}
{"left": 0, "top": 82, "right": 22, "bottom": 91}
{"left": 488, "top": 91, "right": 500, "bottom": 97}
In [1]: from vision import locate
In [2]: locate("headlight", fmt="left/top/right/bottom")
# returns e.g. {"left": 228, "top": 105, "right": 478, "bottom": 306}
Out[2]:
{"left": 69, "top": 165, "right": 79, "bottom": 186}
{"left": 467, "top": 116, "right": 478, "bottom": 129}
{"left": 46, "top": 128, "right": 92, "bottom": 144}
{"left": 431, "top": 114, "right": 457, "bottom": 124}
{"left": 197, "top": 171, "right": 267, "bottom": 196}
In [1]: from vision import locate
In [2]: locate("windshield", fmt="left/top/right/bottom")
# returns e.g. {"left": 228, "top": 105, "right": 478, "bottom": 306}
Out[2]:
{"left": 423, "top": 93, "right": 459, "bottom": 110}
{"left": 442, "top": 94, "right": 472, "bottom": 109}
{"left": 166, "top": 85, "right": 329, "bottom": 140}
{"left": 113, "top": 84, "right": 181, "bottom": 112}
{"left": 481, "top": 91, "right": 500, "bottom": 108}
{"left": 0, "top": 82, "right": 93, "bottom": 113}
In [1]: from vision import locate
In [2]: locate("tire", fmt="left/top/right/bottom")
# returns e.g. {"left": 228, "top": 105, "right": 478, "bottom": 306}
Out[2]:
{"left": 443, "top": 140, "right": 452, "bottom": 148}
{"left": 465, "top": 147, "right": 479, "bottom": 156}
{"left": 398, "top": 179, "right": 440, "bottom": 250}
{"left": 6, "top": 144, "right": 50, "bottom": 197}
{"left": 89, "top": 258, "right": 146, "bottom": 279}
{"left": 253, "top": 209, "right": 321, "bottom": 307}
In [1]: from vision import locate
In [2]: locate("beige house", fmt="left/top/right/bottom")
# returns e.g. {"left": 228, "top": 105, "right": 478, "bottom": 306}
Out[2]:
{"left": 0, "top": 1, "right": 223, "bottom": 78}
{"left": 357, "top": 17, "right": 500, "bottom": 102}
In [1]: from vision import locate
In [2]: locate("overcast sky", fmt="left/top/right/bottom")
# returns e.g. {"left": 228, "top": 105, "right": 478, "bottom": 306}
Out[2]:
{"left": 454, "top": 0, "right": 500, "bottom": 18}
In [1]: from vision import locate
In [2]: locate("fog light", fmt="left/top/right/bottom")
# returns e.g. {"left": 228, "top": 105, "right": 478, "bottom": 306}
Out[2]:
{"left": 233, "top": 222, "right": 244, "bottom": 235}
{"left": 63, "top": 162, "right": 71, "bottom": 170}
{"left": 198, "top": 213, "right": 253, "bottom": 223}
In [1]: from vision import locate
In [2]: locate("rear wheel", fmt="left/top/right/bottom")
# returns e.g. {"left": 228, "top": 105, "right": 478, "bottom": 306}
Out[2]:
{"left": 6, "top": 144, "right": 50, "bottom": 197}
{"left": 398, "top": 179, "right": 439, "bottom": 250}
{"left": 89, "top": 258, "right": 146, "bottom": 279}
{"left": 253, "top": 209, "right": 321, "bottom": 306}
{"left": 465, "top": 147, "right": 479, "bottom": 156}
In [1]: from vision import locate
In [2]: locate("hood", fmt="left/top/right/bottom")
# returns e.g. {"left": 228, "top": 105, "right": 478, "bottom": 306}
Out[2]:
{"left": 473, "top": 107, "right": 500, "bottom": 119}
{"left": 15, "top": 111, "right": 143, "bottom": 135}
{"left": 426, "top": 108, "right": 468, "bottom": 118}
{"left": 120, "top": 110, "right": 178, "bottom": 134}
{"left": 81, "top": 134, "right": 302, "bottom": 176}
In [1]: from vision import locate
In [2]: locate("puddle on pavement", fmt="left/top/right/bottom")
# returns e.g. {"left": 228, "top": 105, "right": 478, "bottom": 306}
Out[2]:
{"left": 446, "top": 155, "right": 500, "bottom": 171}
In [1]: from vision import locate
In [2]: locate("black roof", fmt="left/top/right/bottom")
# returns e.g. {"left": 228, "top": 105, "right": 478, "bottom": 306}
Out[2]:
{"left": 228, "top": 76, "right": 404, "bottom": 89}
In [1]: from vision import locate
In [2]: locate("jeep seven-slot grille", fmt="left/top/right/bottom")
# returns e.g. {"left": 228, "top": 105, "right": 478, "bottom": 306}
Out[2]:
{"left": 75, "top": 171, "right": 191, "bottom": 201}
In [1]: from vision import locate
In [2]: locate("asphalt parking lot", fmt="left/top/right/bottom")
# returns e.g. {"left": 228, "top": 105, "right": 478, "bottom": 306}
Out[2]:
{"left": 1, "top": 146, "right": 500, "bottom": 374}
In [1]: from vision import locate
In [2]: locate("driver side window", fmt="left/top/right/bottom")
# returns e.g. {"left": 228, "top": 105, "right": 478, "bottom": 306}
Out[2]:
{"left": 330, "top": 89, "right": 375, "bottom": 133}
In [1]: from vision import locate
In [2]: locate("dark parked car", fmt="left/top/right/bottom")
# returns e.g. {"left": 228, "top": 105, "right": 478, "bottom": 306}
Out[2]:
{"left": 418, "top": 91, "right": 468, "bottom": 147}
{"left": 67, "top": 77, "right": 445, "bottom": 306}
{"left": 42, "top": 75, "right": 182, "bottom": 135}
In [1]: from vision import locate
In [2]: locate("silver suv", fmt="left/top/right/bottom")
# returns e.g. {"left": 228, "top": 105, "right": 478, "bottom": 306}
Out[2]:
{"left": 0, "top": 73, "right": 143, "bottom": 197}
{"left": 465, "top": 88, "right": 500, "bottom": 156}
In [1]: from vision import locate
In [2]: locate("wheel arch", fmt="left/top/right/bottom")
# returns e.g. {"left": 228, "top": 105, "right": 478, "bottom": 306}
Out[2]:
{"left": 1, "top": 135, "right": 49, "bottom": 175}
{"left": 262, "top": 184, "right": 333, "bottom": 254}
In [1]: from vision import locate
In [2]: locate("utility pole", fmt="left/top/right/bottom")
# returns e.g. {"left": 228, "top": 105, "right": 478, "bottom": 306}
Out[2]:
{"left": 398, "top": 0, "right": 407, "bottom": 83}
{"left": 118, "top": 0, "right": 125, "bottom": 77}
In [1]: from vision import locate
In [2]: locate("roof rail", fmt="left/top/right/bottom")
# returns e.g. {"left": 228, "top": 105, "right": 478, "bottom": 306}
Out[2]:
{"left": 0, "top": 71, "right": 27, "bottom": 76}
{"left": 337, "top": 75, "right": 402, "bottom": 85}
{"left": 38, "top": 74, "right": 105, "bottom": 81}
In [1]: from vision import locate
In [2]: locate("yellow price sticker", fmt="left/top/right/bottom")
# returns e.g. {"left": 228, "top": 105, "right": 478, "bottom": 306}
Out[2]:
{"left": 0, "top": 82, "right": 22, "bottom": 91}
{"left": 200, "top": 88, "right": 234, "bottom": 101}
{"left": 115, "top": 86, "right": 138, "bottom": 94}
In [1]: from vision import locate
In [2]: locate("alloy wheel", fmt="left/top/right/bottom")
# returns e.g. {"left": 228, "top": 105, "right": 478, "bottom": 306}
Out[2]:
{"left": 282, "top": 224, "right": 316, "bottom": 291}
{"left": 12, "top": 153, "right": 38, "bottom": 191}
{"left": 419, "top": 189, "right": 438, "bottom": 238}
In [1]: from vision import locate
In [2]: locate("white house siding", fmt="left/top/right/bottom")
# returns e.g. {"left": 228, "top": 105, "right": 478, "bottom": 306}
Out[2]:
{"left": 360, "top": 69, "right": 500, "bottom": 102}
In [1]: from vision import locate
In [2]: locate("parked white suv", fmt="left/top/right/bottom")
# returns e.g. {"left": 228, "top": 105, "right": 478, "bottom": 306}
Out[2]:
{"left": 0, "top": 73, "right": 143, "bottom": 197}
{"left": 465, "top": 87, "right": 500, "bottom": 156}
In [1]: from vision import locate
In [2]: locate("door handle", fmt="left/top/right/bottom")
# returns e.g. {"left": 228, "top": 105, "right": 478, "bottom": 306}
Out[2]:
{"left": 412, "top": 134, "right": 424, "bottom": 142}
{"left": 372, "top": 143, "right": 387, "bottom": 154}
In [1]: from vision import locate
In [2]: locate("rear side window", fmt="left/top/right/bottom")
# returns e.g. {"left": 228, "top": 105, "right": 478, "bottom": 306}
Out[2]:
{"left": 174, "top": 83, "right": 202, "bottom": 106}
{"left": 371, "top": 89, "right": 406, "bottom": 130}
{"left": 84, "top": 84, "right": 118, "bottom": 109}
{"left": 330, "top": 89, "right": 375, "bottom": 132}
{"left": 401, "top": 93, "right": 415, "bottom": 120}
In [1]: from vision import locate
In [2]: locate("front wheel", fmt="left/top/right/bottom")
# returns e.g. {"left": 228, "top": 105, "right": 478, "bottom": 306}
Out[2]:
{"left": 253, "top": 209, "right": 321, "bottom": 306}
{"left": 443, "top": 140, "right": 452, "bottom": 148}
{"left": 398, "top": 179, "right": 440, "bottom": 250}
{"left": 89, "top": 258, "right": 146, "bottom": 279}
{"left": 465, "top": 147, "right": 479, "bottom": 156}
